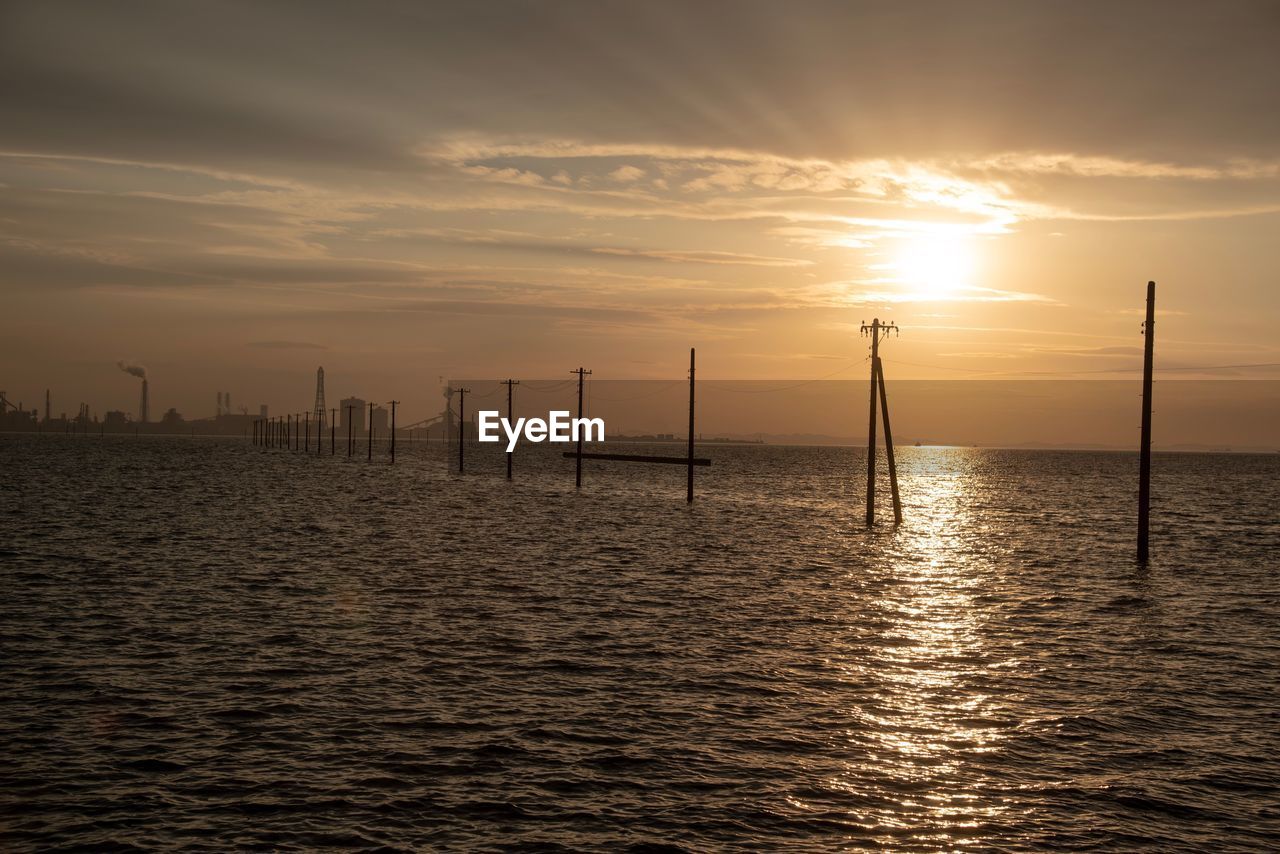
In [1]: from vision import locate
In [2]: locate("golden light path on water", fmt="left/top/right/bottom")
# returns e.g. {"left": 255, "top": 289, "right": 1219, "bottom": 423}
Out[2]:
{"left": 802, "top": 449, "right": 1015, "bottom": 846}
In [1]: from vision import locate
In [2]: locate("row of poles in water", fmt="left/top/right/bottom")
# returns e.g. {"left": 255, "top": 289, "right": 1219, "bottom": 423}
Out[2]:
{"left": 252, "top": 400, "right": 400, "bottom": 461}
{"left": 249, "top": 349, "right": 709, "bottom": 502}
{"left": 244, "top": 281, "right": 1158, "bottom": 561}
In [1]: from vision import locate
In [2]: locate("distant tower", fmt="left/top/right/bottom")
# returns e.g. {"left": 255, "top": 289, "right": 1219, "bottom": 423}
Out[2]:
{"left": 225, "top": 391, "right": 231, "bottom": 415}
{"left": 313, "top": 367, "right": 326, "bottom": 422}
{"left": 216, "top": 391, "right": 223, "bottom": 416}
{"left": 140, "top": 379, "right": 149, "bottom": 423}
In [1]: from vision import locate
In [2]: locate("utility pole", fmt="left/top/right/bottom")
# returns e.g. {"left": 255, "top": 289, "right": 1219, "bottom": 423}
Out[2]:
{"left": 860, "top": 318, "right": 898, "bottom": 526}
{"left": 502, "top": 379, "right": 519, "bottom": 479}
{"left": 687, "top": 348, "right": 695, "bottom": 504}
{"left": 389, "top": 400, "right": 399, "bottom": 464}
{"left": 368, "top": 401, "right": 374, "bottom": 462}
{"left": 456, "top": 387, "right": 470, "bottom": 473}
{"left": 572, "top": 367, "right": 592, "bottom": 488}
{"left": 330, "top": 407, "right": 337, "bottom": 455}
{"left": 1138, "top": 281, "right": 1156, "bottom": 563}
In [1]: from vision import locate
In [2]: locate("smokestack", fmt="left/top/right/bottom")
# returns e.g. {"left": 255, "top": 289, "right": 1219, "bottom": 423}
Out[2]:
{"left": 116, "top": 361, "right": 149, "bottom": 422}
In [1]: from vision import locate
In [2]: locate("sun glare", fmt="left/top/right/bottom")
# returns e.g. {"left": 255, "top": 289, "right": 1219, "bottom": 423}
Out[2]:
{"left": 892, "top": 235, "right": 977, "bottom": 300}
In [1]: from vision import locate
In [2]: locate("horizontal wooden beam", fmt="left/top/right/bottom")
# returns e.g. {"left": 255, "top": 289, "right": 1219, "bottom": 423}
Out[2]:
{"left": 563, "top": 451, "right": 711, "bottom": 466}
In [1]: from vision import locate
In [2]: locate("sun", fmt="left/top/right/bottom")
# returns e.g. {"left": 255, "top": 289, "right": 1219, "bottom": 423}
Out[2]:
{"left": 891, "top": 234, "right": 977, "bottom": 300}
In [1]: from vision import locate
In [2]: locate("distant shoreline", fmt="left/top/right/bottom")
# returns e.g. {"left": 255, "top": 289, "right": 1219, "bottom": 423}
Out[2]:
{"left": 1, "top": 431, "right": 1274, "bottom": 454}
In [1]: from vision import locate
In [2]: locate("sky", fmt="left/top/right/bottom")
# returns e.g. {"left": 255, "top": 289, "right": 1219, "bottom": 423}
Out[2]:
{"left": 2, "top": 0, "right": 1278, "bottom": 425}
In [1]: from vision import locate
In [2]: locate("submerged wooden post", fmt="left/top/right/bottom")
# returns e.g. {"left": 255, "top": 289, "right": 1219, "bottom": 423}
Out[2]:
{"left": 687, "top": 347, "right": 695, "bottom": 504}
{"left": 875, "top": 357, "right": 902, "bottom": 524}
{"left": 864, "top": 320, "right": 881, "bottom": 526}
{"left": 503, "top": 379, "right": 519, "bottom": 480}
{"left": 457, "top": 387, "right": 469, "bottom": 473}
{"left": 860, "top": 318, "right": 899, "bottom": 526}
{"left": 389, "top": 400, "right": 398, "bottom": 464}
{"left": 572, "top": 367, "right": 592, "bottom": 488}
{"left": 1138, "top": 280, "right": 1155, "bottom": 562}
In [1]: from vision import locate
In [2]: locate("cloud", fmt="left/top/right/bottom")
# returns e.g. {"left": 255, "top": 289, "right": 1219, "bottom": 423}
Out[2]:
{"left": 591, "top": 247, "right": 810, "bottom": 267}
{"left": 608, "top": 165, "right": 645, "bottom": 183}
{"left": 1032, "top": 345, "right": 1145, "bottom": 357}
{"left": 966, "top": 153, "right": 1280, "bottom": 180}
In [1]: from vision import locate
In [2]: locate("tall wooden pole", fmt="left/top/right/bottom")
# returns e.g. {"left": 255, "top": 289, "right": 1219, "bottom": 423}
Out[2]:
{"left": 502, "top": 379, "right": 519, "bottom": 479}
{"left": 876, "top": 357, "right": 902, "bottom": 524}
{"left": 305, "top": 411, "right": 310, "bottom": 452}
{"left": 457, "top": 388, "right": 469, "bottom": 473}
{"left": 572, "top": 367, "right": 592, "bottom": 488}
{"left": 389, "top": 401, "right": 398, "bottom": 464}
{"left": 687, "top": 347, "right": 695, "bottom": 504}
{"left": 1138, "top": 280, "right": 1155, "bottom": 562}
{"left": 865, "top": 319, "right": 880, "bottom": 527}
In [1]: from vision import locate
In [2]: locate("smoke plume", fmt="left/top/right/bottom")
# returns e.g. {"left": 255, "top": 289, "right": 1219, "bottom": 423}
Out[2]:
{"left": 116, "top": 360, "right": 147, "bottom": 379}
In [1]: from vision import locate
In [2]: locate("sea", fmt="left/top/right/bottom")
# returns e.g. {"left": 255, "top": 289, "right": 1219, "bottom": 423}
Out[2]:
{"left": 2, "top": 435, "right": 1278, "bottom": 851}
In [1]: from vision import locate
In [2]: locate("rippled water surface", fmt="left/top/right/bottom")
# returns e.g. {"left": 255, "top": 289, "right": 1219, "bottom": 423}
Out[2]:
{"left": 2, "top": 435, "right": 1278, "bottom": 851}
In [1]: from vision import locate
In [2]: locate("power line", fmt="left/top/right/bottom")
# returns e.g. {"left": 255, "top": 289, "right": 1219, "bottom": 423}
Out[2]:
{"left": 591, "top": 380, "right": 685, "bottom": 402}
{"left": 701, "top": 357, "right": 870, "bottom": 394}
{"left": 882, "top": 358, "right": 1280, "bottom": 376}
